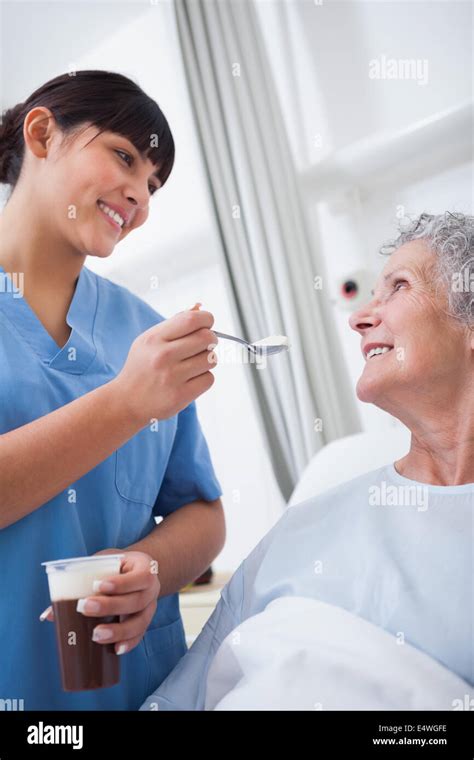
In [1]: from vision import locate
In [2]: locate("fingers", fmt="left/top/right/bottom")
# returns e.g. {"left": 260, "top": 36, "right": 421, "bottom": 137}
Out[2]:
{"left": 92, "top": 563, "right": 158, "bottom": 596}
{"left": 92, "top": 602, "right": 157, "bottom": 654}
{"left": 157, "top": 308, "right": 215, "bottom": 342}
{"left": 179, "top": 348, "right": 218, "bottom": 382}
{"left": 39, "top": 605, "right": 54, "bottom": 622}
{"left": 39, "top": 599, "right": 155, "bottom": 655}
{"left": 172, "top": 328, "right": 218, "bottom": 362}
{"left": 185, "top": 370, "right": 216, "bottom": 401}
{"left": 76, "top": 581, "right": 159, "bottom": 618}
{"left": 114, "top": 634, "right": 142, "bottom": 656}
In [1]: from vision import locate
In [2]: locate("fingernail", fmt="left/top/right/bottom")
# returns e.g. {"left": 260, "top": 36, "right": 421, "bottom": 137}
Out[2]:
{"left": 116, "top": 644, "right": 127, "bottom": 655}
{"left": 92, "top": 627, "right": 113, "bottom": 642}
{"left": 39, "top": 605, "right": 52, "bottom": 621}
{"left": 76, "top": 598, "right": 100, "bottom": 614}
{"left": 92, "top": 580, "right": 115, "bottom": 593}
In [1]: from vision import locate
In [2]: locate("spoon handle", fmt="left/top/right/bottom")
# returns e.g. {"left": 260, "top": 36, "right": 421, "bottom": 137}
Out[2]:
{"left": 213, "top": 330, "right": 252, "bottom": 349}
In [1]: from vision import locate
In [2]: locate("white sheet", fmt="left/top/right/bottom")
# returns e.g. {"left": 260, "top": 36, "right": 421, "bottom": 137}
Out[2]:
{"left": 205, "top": 597, "right": 472, "bottom": 710}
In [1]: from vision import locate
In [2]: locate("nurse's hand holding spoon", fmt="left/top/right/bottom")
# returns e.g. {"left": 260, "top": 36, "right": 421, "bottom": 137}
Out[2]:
{"left": 112, "top": 302, "right": 218, "bottom": 427}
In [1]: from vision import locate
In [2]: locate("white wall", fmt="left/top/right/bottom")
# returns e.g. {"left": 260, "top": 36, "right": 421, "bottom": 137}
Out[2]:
{"left": 257, "top": 0, "right": 472, "bottom": 164}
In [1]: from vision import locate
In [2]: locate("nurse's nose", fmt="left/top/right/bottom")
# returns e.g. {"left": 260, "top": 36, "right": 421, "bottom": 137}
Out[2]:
{"left": 124, "top": 180, "right": 150, "bottom": 214}
{"left": 118, "top": 196, "right": 145, "bottom": 229}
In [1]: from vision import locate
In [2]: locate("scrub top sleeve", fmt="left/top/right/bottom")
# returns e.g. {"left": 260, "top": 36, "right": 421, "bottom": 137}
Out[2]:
{"left": 139, "top": 562, "right": 244, "bottom": 711}
{"left": 153, "top": 400, "right": 222, "bottom": 518}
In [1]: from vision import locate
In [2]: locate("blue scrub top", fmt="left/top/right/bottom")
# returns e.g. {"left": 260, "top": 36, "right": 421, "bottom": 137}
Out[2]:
{"left": 0, "top": 263, "right": 222, "bottom": 710}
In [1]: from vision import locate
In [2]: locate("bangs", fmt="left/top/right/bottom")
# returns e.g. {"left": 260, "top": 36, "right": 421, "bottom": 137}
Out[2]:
{"left": 82, "top": 97, "right": 175, "bottom": 187}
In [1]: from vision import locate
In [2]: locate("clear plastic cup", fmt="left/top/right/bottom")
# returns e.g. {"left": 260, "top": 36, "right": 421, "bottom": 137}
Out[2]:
{"left": 42, "top": 554, "right": 125, "bottom": 691}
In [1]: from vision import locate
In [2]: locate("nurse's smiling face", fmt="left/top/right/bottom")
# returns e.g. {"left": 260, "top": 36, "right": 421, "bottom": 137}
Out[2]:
{"left": 349, "top": 240, "right": 472, "bottom": 416}
{"left": 30, "top": 113, "right": 162, "bottom": 259}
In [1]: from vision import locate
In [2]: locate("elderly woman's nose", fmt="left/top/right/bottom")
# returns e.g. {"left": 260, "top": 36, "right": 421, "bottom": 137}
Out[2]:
{"left": 348, "top": 303, "right": 382, "bottom": 334}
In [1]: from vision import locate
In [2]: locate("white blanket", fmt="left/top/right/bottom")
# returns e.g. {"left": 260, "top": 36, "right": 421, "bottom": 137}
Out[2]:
{"left": 204, "top": 597, "right": 472, "bottom": 710}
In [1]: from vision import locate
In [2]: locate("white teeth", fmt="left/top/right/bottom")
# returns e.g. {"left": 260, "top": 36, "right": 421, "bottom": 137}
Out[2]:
{"left": 367, "top": 346, "right": 392, "bottom": 360}
{"left": 98, "top": 201, "right": 124, "bottom": 228}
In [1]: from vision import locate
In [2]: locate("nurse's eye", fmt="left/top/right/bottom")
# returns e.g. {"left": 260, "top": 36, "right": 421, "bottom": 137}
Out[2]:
{"left": 116, "top": 149, "right": 133, "bottom": 166}
{"left": 115, "top": 150, "right": 158, "bottom": 196}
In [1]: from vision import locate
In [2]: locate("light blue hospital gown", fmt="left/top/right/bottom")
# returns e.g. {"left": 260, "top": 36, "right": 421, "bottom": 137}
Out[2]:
{"left": 140, "top": 463, "right": 473, "bottom": 710}
{"left": 0, "top": 264, "right": 222, "bottom": 710}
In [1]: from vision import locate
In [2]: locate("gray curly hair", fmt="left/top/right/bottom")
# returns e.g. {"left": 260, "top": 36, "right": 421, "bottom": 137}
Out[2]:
{"left": 380, "top": 212, "right": 474, "bottom": 327}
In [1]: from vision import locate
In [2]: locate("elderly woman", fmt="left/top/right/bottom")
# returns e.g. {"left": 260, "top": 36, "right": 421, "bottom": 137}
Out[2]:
{"left": 140, "top": 211, "right": 474, "bottom": 710}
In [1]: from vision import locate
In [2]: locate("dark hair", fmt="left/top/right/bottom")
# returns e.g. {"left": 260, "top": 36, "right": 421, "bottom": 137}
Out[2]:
{"left": 379, "top": 211, "right": 474, "bottom": 326}
{"left": 0, "top": 69, "right": 175, "bottom": 194}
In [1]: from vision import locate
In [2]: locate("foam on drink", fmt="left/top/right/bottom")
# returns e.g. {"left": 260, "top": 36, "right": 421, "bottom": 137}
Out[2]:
{"left": 45, "top": 556, "right": 124, "bottom": 601}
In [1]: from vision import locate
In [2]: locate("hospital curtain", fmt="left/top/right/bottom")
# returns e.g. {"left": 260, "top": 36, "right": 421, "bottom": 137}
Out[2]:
{"left": 173, "top": 0, "right": 361, "bottom": 501}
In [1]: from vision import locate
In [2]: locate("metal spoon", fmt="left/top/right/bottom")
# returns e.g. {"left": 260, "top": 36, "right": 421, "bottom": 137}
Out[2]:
{"left": 213, "top": 330, "right": 289, "bottom": 356}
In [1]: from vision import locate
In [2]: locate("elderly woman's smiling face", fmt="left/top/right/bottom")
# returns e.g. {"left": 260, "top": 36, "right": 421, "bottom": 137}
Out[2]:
{"left": 349, "top": 239, "right": 472, "bottom": 410}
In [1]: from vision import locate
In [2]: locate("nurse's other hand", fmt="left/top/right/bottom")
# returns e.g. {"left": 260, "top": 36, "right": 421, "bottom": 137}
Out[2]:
{"left": 39, "top": 605, "right": 54, "bottom": 622}
{"left": 112, "top": 306, "right": 218, "bottom": 427}
{"left": 76, "top": 550, "right": 160, "bottom": 655}
{"left": 37, "top": 548, "right": 123, "bottom": 623}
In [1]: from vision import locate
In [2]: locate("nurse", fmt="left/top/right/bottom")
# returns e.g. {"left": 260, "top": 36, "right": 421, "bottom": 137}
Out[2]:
{"left": 0, "top": 70, "right": 225, "bottom": 710}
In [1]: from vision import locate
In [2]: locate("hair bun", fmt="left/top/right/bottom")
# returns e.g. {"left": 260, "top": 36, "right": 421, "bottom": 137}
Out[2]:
{"left": 0, "top": 102, "right": 24, "bottom": 185}
{"left": 0, "top": 103, "right": 23, "bottom": 149}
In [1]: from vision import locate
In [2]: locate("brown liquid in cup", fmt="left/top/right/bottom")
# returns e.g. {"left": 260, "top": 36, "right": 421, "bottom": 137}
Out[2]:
{"left": 52, "top": 599, "right": 120, "bottom": 691}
